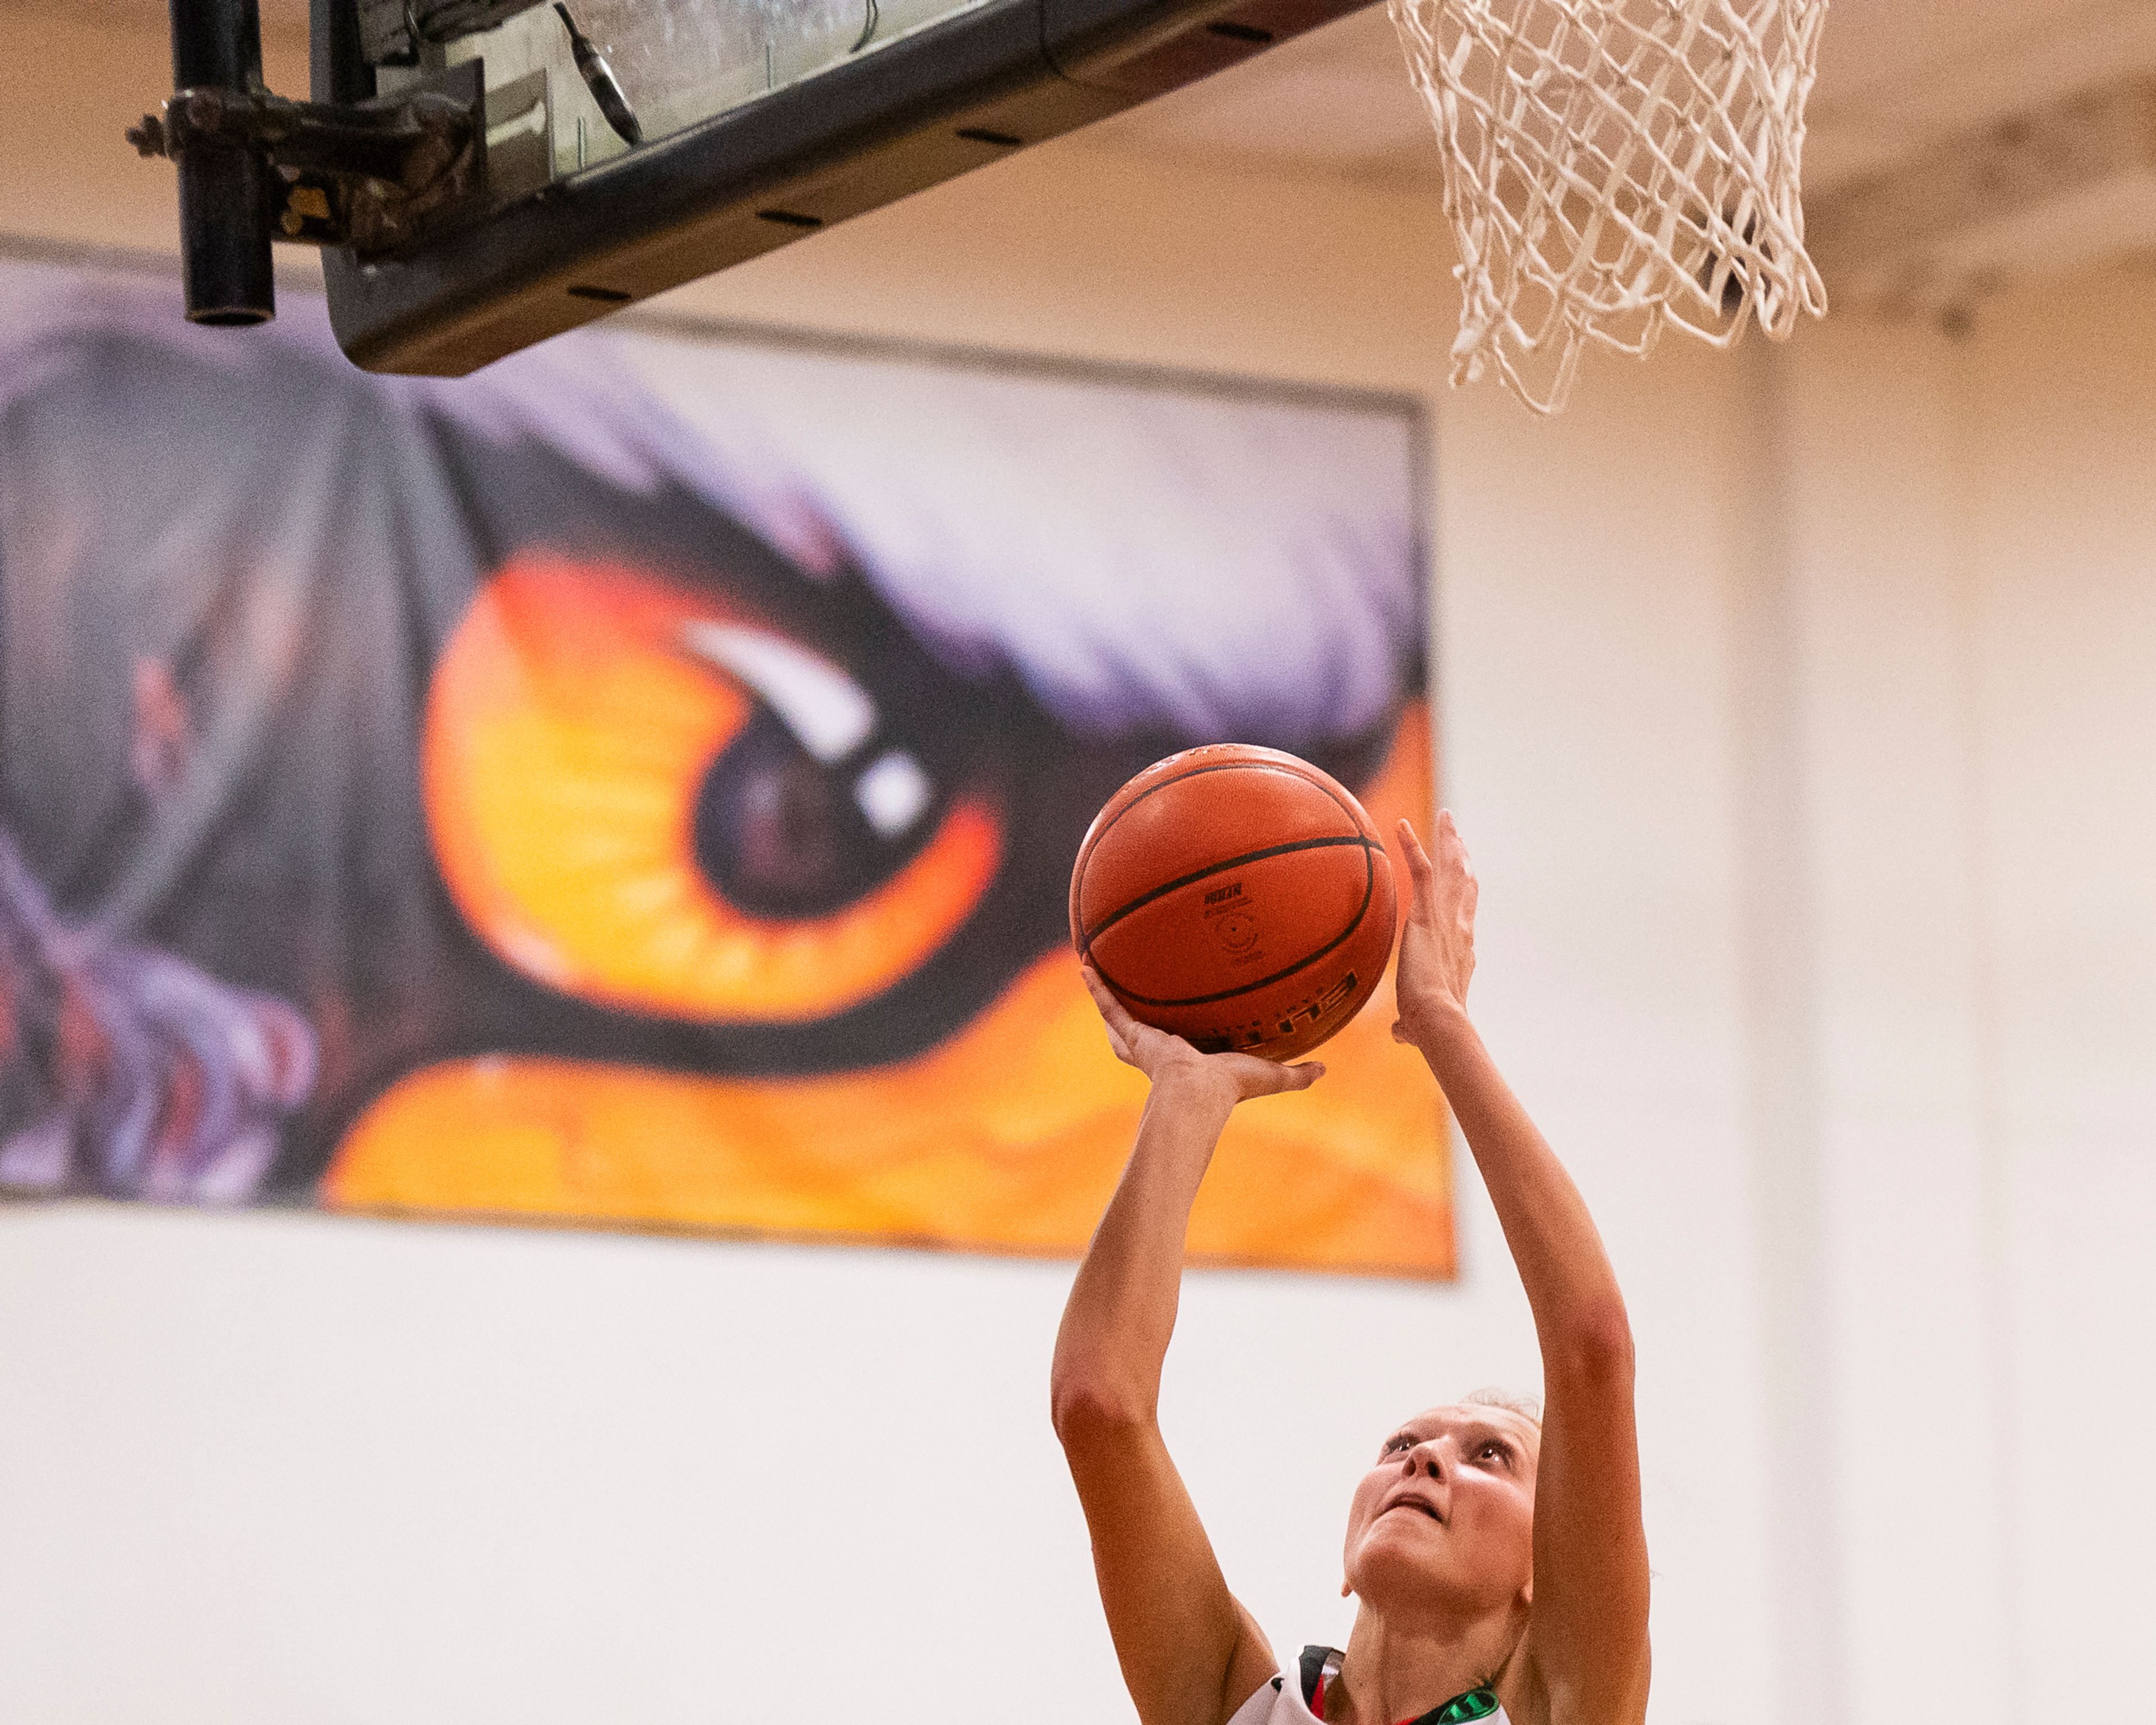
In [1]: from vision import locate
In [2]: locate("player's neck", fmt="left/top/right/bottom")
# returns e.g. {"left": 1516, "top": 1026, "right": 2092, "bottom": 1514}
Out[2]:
{"left": 1331, "top": 1599, "right": 1520, "bottom": 1725}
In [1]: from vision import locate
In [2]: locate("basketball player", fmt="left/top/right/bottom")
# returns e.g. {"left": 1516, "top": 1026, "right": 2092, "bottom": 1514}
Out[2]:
{"left": 1053, "top": 813, "right": 1649, "bottom": 1725}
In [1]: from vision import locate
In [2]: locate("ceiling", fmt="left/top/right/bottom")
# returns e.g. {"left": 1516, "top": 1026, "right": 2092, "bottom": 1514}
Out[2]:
{"left": 1076, "top": 0, "right": 2156, "bottom": 195}
{"left": 34, "top": 0, "right": 2156, "bottom": 195}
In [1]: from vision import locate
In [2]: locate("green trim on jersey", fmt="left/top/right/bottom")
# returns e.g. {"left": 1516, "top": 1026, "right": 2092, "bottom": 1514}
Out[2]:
{"left": 1297, "top": 1647, "right": 1501, "bottom": 1725}
{"left": 1420, "top": 1686, "right": 1500, "bottom": 1724}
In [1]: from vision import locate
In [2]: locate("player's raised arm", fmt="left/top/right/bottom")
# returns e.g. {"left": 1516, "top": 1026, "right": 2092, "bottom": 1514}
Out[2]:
{"left": 1051, "top": 970, "right": 1321, "bottom": 1725}
{"left": 1391, "top": 814, "right": 1651, "bottom": 1725}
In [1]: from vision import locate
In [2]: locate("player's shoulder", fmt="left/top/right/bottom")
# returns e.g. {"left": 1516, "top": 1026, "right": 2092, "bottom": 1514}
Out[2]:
{"left": 1223, "top": 1645, "right": 1331, "bottom": 1725}
{"left": 1508, "top": 1623, "right": 1650, "bottom": 1725}
{"left": 1226, "top": 1667, "right": 1309, "bottom": 1725}
{"left": 1226, "top": 1647, "right": 1514, "bottom": 1725}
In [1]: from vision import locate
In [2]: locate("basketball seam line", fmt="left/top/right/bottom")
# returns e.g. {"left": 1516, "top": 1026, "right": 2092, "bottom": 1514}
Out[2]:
{"left": 1076, "top": 757, "right": 1332, "bottom": 876}
{"left": 1081, "top": 833, "right": 1374, "bottom": 945}
{"left": 1089, "top": 840, "right": 1380, "bottom": 1010}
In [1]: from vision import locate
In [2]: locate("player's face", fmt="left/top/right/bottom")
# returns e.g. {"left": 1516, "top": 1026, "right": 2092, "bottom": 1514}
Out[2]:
{"left": 1341, "top": 1405, "right": 1539, "bottom": 1618}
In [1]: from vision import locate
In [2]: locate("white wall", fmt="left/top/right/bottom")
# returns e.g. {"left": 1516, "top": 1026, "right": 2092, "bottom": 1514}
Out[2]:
{"left": 1947, "top": 284, "right": 2156, "bottom": 1712}
{"left": 1755, "top": 286, "right": 2156, "bottom": 1722}
{"left": 2, "top": 19, "right": 2153, "bottom": 1720}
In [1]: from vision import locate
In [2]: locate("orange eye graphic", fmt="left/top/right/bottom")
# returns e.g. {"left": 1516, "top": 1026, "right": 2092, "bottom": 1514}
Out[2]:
{"left": 423, "top": 555, "right": 1004, "bottom": 1023}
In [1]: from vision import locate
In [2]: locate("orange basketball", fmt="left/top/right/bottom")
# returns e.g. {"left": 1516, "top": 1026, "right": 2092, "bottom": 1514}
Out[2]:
{"left": 1068, "top": 744, "right": 1397, "bottom": 1062}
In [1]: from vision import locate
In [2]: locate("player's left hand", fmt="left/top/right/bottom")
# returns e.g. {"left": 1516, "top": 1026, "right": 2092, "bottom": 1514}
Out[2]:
{"left": 1391, "top": 811, "right": 1478, "bottom": 1046}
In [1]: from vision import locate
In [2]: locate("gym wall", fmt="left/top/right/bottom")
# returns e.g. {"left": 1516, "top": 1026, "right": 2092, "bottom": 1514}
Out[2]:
{"left": 1, "top": 11, "right": 2151, "bottom": 1723}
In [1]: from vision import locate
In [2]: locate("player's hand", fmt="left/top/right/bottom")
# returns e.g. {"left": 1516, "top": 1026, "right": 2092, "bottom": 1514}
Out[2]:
{"left": 1391, "top": 812, "right": 1477, "bottom": 1047}
{"left": 1080, "top": 966, "right": 1322, "bottom": 1104}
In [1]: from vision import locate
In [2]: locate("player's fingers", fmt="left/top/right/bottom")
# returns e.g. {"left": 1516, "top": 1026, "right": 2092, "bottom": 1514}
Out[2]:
{"left": 1081, "top": 964, "right": 1134, "bottom": 1028}
{"left": 1276, "top": 1061, "right": 1325, "bottom": 1091}
{"left": 1396, "top": 818, "right": 1435, "bottom": 879}
{"left": 1436, "top": 818, "right": 1481, "bottom": 906}
{"left": 1080, "top": 967, "right": 1146, "bottom": 1058}
{"left": 1396, "top": 821, "right": 1437, "bottom": 923}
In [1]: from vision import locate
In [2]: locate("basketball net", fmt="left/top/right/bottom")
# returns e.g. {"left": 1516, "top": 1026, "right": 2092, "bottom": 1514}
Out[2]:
{"left": 1390, "top": 0, "right": 1830, "bottom": 414}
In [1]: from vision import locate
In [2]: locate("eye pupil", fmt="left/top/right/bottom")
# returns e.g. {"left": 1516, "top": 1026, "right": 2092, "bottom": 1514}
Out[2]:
{"left": 695, "top": 705, "right": 937, "bottom": 919}
{"left": 740, "top": 754, "right": 848, "bottom": 896}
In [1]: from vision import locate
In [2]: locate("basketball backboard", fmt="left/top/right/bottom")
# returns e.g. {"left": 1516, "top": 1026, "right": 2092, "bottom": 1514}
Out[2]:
{"left": 148, "top": 0, "right": 1372, "bottom": 373}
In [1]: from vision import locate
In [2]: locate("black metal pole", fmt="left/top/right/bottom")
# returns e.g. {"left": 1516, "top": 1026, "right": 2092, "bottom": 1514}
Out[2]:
{"left": 170, "top": 0, "right": 275, "bottom": 323}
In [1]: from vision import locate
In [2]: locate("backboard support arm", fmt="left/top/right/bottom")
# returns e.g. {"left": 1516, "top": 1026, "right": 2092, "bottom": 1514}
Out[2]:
{"left": 129, "top": 1, "right": 485, "bottom": 322}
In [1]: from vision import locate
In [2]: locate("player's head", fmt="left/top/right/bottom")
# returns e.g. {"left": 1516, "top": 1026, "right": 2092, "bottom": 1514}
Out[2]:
{"left": 1340, "top": 1390, "right": 1542, "bottom": 1624}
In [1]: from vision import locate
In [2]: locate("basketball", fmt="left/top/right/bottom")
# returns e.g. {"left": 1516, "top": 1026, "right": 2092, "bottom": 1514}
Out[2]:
{"left": 1068, "top": 745, "right": 1398, "bottom": 1062}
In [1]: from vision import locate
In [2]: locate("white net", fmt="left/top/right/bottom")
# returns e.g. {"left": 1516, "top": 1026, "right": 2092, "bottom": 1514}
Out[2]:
{"left": 1390, "top": 0, "right": 1830, "bottom": 413}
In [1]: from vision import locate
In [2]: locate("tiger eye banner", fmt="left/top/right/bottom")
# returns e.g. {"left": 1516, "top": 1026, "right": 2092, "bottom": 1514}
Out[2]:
{"left": 0, "top": 253, "right": 1449, "bottom": 1277}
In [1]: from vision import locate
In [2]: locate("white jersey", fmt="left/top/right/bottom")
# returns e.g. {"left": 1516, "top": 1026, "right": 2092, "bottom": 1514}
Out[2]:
{"left": 1228, "top": 1647, "right": 1510, "bottom": 1725}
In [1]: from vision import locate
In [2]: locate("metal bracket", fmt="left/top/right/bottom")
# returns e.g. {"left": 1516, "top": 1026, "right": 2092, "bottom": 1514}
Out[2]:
{"left": 127, "top": 65, "right": 483, "bottom": 255}
{"left": 359, "top": 0, "right": 551, "bottom": 68}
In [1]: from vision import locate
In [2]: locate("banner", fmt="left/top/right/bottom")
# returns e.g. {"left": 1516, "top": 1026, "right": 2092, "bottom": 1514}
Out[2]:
{"left": 0, "top": 254, "right": 1449, "bottom": 1275}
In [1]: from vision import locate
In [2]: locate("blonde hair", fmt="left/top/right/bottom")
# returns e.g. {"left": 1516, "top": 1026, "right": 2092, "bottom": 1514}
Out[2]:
{"left": 1463, "top": 1386, "right": 1543, "bottom": 1431}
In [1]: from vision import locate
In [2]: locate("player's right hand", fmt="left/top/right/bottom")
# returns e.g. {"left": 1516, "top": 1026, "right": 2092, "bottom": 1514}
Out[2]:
{"left": 1080, "top": 965, "right": 1323, "bottom": 1102}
